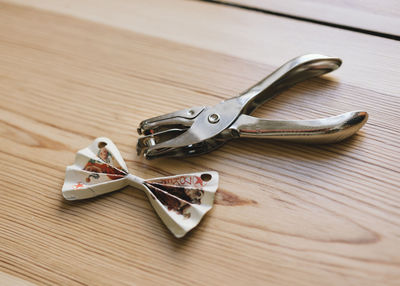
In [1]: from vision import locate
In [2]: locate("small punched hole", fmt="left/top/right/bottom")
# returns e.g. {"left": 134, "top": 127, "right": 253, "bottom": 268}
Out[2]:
{"left": 201, "top": 173, "right": 212, "bottom": 182}
{"left": 98, "top": 142, "right": 107, "bottom": 148}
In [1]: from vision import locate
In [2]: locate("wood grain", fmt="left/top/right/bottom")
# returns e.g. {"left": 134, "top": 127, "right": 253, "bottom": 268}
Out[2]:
{"left": 0, "top": 1, "right": 399, "bottom": 285}
{"left": 217, "top": 0, "right": 400, "bottom": 37}
{"left": 0, "top": 271, "right": 37, "bottom": 286}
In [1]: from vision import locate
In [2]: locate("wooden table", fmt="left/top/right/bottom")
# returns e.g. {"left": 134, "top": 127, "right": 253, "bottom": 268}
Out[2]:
{"left": 1, "top": 1, "right": 399, "bottom": 285}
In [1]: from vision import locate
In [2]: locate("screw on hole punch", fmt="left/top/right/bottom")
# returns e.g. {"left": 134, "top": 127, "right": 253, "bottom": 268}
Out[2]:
{"left": 208, "top": 113, "right": 220, "bottom": 124}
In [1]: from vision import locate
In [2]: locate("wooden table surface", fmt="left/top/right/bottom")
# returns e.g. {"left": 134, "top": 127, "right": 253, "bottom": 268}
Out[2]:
{"left": 218, "top": 0, "right": 400, "bottom": 38}
{"left": 1, "top": 0, "right": 399, "bottom": 285}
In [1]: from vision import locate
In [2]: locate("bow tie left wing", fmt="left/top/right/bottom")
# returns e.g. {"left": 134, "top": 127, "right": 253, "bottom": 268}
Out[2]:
{"left": 62, "top": 137, "right": 129, "bottom": 200}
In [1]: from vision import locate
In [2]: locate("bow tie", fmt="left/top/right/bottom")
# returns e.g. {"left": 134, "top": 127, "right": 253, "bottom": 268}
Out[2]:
{"left": 62, "top": 137, "right": 219, "bottom": 238}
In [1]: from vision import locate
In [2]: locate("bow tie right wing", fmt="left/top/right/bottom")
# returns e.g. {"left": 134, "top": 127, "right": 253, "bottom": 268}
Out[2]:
{"left": 143, "top": 172, "right": 218, "bottom": 238}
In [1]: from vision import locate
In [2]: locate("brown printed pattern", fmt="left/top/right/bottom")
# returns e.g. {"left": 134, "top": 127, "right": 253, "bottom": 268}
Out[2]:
{"left": 151, "top": 175, "right": 205, "bottom": 188}
{"left": 144, "top": 182, "right": 205, "bottom": 218}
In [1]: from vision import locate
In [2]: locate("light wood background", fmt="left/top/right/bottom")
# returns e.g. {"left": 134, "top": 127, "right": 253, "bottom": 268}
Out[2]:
{"left": 218, "top": 0, "right": 400, "bottom": 37}
{"left": 1, "top": 0, "right": 399, "bottom": 285}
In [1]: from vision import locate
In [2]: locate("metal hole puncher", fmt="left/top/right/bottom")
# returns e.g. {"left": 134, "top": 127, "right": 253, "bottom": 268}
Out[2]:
{"left": 137, "top": 54, "right": 368, "bottom": 159}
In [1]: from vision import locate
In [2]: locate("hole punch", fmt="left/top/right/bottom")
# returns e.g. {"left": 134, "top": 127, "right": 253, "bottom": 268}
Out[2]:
{"left": 137, "top": 54, "right": 368, "bottom": 159}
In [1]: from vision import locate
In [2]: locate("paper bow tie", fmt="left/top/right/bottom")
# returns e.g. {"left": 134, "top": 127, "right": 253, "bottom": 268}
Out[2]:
{"left": 62, "top": 137, "right": 218, "bottom": 238}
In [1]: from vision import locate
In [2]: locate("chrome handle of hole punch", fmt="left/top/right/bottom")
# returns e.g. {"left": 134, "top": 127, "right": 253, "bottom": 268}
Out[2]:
{"left": 229, "top": 111, "right": 368, "bottom": 143}
{"left": 237, "top": 54, "right": 342, "bottom": 115}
